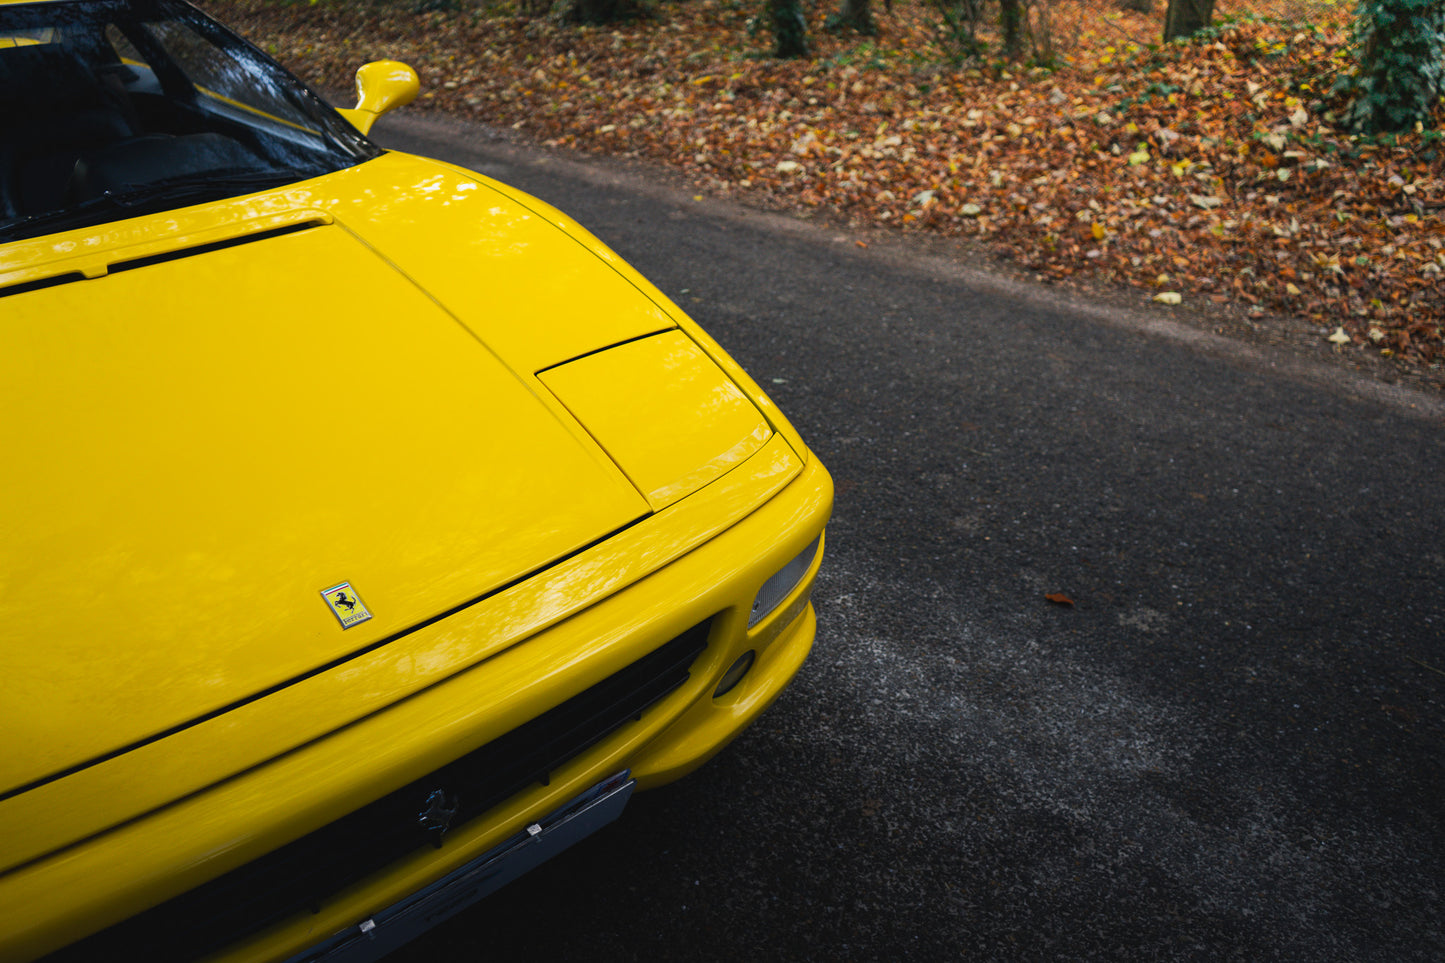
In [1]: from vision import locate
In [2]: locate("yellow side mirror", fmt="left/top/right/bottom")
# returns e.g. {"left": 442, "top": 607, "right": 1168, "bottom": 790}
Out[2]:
{"left": 336, "top": 60, "right": 419, "bottom": 135}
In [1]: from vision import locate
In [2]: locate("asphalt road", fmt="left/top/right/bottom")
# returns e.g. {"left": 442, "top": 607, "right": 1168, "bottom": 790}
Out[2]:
{"left": 372, "top": 111, "right": 1444, "bottom": 962}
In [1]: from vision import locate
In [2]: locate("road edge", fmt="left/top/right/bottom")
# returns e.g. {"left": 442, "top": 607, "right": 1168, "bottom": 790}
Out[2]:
{"left": 376, "top": 108, "right": 1445, "bottom": 423}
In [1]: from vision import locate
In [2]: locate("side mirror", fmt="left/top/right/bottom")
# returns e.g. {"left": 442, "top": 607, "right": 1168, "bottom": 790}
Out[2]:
{"left": 336, "top": 60, "right": 419, "bottom": 135}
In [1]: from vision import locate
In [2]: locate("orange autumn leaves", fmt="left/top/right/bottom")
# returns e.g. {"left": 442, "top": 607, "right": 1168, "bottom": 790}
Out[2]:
{"left": 212, "top": 0, "right": 1445, "bottom": 364}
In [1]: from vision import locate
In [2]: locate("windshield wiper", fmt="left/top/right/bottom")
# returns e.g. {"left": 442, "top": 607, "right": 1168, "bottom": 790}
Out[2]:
{"left": 0, "top": 169, "right": 311, "bottom": 243}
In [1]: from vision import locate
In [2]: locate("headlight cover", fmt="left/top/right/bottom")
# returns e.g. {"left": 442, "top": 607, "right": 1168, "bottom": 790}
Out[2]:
{"left": 749, "top": 536, "right": 820, "bottom": 627}
{"left": 540, "top": 331, "right": 771, "bottom": 511}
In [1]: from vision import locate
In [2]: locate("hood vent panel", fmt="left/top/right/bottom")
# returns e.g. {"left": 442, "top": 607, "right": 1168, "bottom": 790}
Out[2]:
{"left": 0, "top": 212, "right": 332, "bottom": 299}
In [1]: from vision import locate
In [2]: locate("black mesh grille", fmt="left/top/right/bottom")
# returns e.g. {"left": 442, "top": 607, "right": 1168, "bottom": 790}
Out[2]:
{"left": 45, "top": 619, "right": 711, "bottom": 962}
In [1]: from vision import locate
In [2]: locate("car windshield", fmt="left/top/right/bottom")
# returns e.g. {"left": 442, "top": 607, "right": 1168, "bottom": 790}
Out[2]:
{"left": 0, "top": 0, "right": 379, "bottom": 242}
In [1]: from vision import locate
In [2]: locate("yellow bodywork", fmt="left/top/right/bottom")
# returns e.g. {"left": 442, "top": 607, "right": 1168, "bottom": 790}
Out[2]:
{"left": 541, "top": 331, "right": 773, "bottom": 510}
{"left": 335, "top": 60, "right": 420, "bottom": 135}
{"left": 0, "top": 108, "right": 830, "bottom": 961}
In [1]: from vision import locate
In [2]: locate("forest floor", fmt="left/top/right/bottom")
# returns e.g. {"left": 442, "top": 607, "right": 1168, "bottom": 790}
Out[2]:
{"left": 205, "top": 0, "right": 1445, "bottom": 376}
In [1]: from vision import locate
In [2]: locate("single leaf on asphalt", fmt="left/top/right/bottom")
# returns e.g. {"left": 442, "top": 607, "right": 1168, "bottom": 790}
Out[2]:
{"left": 1046, "top": 593, "right": 1075, "bottom": 606}
{"left": 1154, "top": 292, "right": 1182, "bottom": 304}
{"left": 1328, "top": 327, "right": 1352, "bottom": 345}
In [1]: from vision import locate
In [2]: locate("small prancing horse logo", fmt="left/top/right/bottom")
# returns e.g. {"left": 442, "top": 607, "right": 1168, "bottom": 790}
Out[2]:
{"left": 321, "top": 581, "right": 372, "bottom": 628}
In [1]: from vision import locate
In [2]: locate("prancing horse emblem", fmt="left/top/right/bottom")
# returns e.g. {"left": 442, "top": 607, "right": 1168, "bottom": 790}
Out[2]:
{"left": 419, "top": 789, "right": 460, "bottom": 846}
{"left": 321, "top": 581, "right": 372, "bottom": 629}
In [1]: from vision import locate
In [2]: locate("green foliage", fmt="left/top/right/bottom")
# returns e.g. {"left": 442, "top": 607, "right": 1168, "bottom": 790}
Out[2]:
{"left": 819, "top": 39, "right": 915, "bottom": 70}
{"left": 918, "top": 0, "right": 1058, "bottom": 68}
{"left": 768, "top": 0, "right": 808, "bottom": 57}
{"left": 926, "top": 0, "right": 989, "bottom": 62}
{"left": 1113, "top": 79, "right": 1181, "bottom": 112}
{"left": 824, "top": 0, "right": 877, "bottom": 36}
{"left": 1334, "top": 0, "right": 1445, "bottom": 134}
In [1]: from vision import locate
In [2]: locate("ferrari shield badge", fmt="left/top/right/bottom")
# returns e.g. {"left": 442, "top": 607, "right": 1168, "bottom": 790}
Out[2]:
{"left": 321, "top": 581, "right": 372, "bottom": 629}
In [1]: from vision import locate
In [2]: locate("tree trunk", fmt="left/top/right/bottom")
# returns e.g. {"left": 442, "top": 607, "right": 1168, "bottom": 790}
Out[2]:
{"left": 565, "top": 0, "right": 647, "bottom": 24}
{"left": 827, "top": 0, "right": 876, "bottom": 35}
{"left": 1162, "top": 0, "right": 1215, "bottom": 41}
{"left": 999, "top": 0, "right": 1024, "bottom": 57}
{"left": 770, "top": 0, "right": 809, "bottom": 58}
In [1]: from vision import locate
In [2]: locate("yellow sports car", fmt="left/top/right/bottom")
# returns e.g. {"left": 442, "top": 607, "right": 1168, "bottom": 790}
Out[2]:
{"left": 0, "top": 1, "right": 831, "bottom": 959}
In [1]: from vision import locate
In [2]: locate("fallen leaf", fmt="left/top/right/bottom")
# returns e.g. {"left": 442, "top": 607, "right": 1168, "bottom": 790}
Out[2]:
{"left": 1045, "top": 593, "right": 1075, "bottom": 606}
{"left": 1328, "top": 327, "right": 1352, "bottom": 345}
{"left": 230, "top": 4, "right": 1445, "bottom": 366}
{"left": 1154, "top": 292, "right": 1182, "bottom": 304}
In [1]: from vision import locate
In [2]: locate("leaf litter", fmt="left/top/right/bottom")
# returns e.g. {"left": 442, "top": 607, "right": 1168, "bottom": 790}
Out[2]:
{"left": 205, "top": 0, "right": 1445, "bottom": 369}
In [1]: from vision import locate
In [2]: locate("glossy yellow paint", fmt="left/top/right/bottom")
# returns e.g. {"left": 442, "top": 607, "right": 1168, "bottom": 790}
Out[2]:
{"left": 0, "top": 57, "right": 832, "bottom": 963}
{"left": 0, "top": 452, "right": 832, "bottom": 961}
{"left": 541, "top": 331, "right": 772, "bottom": 510}
{"left": 0, "top": 434, "right": 801, "bottom": 876}
{"left": 322, "top": 155, "right": 682, "bottom": 374}
{"left": 0, "top": 219, "right": 651, "bottom": 801}
{"left": 336, "top": 60, "right": 419, "bottom": 135}
{"left": 443, "top": 162, "right": 813, "bottom": 459}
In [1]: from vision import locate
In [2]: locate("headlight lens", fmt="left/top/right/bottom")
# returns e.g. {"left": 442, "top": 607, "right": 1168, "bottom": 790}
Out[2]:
{"left": 748, "top": 536, "right": 820, "bottom": 627}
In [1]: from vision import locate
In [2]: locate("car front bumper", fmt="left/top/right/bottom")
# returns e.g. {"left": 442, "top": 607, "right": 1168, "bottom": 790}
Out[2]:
{"left": 4, "top": 440, "right": 831, "bottom": 962}
{"left": 283, "top": 770, "right": 636, "bottom": 963}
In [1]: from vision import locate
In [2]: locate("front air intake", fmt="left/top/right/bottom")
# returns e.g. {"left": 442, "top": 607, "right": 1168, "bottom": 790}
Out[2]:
{"left": 45, "top": 618, "right": 711, "bottom": 963}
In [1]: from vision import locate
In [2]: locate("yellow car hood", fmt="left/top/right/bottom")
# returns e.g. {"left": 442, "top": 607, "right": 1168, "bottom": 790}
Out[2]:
{"left": 0, "top": 154, "right": 680, "bottom": 797}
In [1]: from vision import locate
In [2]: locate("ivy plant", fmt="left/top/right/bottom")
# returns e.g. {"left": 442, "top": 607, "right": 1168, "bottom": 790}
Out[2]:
{"left": 1334, "top": 0, "right": 1445, "bottom": 134}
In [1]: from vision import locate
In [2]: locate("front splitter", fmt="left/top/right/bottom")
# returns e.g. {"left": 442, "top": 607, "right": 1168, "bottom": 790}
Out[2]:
{"left": 284, "top": 771, "right": 634, "bottom": 963}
